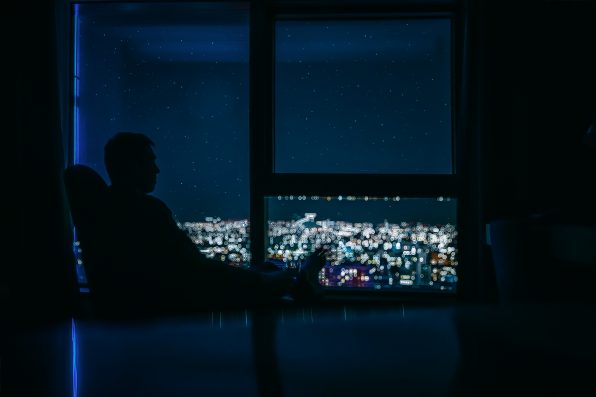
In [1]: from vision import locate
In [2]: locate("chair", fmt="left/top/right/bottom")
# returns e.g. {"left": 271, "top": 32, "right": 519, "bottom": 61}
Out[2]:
{"left": 63, "top": 164, "right": 190, "bottom": 319}
{"left": 64, "top": 164, "right": 109, "bottom": 238}
{"left": 63, "top": 165, "right": 116, "bottom": 317}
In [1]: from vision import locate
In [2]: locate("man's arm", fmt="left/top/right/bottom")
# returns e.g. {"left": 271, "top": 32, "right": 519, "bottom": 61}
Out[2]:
{"left": 147, "top": 196, "right": 294, "bottom": 307}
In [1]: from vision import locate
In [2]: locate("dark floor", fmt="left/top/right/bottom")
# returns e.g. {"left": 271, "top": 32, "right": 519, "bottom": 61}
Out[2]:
{"left": 4, "top": 300, "right": 596, "bottom": 397}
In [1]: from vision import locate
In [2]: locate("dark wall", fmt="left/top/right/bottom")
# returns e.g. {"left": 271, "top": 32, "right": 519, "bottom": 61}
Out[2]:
{"left": 479, "top": 0, "right": 596, "bottom": 221}
{"left": 470, "top": 0, "right": 596, "bottom": 304}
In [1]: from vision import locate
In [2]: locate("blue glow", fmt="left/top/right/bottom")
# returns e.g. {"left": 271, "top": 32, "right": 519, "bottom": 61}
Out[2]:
{"left": 72, "top": 318, "right": 78, "bottom": 397}
{"left": 73, "top": 4, "right": 80, "bottom": 164}
{"left": 71, "top": 5, "right": 89, "bottom": 287}
{"left": 72, "top": 227, "right": 84, "bottom": 284}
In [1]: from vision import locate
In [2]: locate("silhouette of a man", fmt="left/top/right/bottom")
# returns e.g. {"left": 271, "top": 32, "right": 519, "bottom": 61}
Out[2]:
{"left": 96, "top": 132, "right": 323, "bottom": 316}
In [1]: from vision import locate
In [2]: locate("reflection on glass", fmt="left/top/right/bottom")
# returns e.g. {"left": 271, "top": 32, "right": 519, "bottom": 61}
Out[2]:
{"left": 267, "top": 196, "right": 458, "bottom": 292}
{"left": 275, "top": 19, "right": 452, "bottom": 174}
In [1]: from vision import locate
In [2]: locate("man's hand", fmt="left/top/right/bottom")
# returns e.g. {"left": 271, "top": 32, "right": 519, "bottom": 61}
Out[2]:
{"left": 293, "top": 246, "right": 329, "bottom": 302}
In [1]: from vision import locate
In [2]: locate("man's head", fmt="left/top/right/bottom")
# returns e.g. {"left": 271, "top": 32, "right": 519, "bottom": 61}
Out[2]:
{"left": 104, "top": 132, "right": 160, "bottom": 193}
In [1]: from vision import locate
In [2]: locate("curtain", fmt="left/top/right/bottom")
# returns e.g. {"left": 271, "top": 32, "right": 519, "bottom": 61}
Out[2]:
{"left": 4, "top": 1, "right": 77, "bottom": 396}
{"left": 12, "top": 0, "right": 77, "bottom": 324}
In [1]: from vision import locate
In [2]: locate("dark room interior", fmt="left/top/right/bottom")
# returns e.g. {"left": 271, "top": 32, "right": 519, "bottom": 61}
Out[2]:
{"left": 5, "top": 0, "right": 596, "bottom": 396}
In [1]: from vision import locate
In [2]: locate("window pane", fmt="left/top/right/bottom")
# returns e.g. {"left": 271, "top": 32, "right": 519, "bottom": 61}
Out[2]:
{"left": 275, "top": 19, "right": 452, "bottom": 174}
{"left": 267, "top": 196, "right": 458, "bottom": 292}
{"left": 74, "top": 3, "right": 250, "bottom": 269}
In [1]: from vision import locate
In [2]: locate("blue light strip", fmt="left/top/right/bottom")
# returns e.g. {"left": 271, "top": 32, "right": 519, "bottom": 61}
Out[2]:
{"left": 71, "top": 4, "right": 86, "bottom": 288}
{"left": 72, "top": 11, "right": 81, "bottom": 394}
{"left": 72, "top": 318, "right": 78, "bottom": 397}
{"left": 73, "top": 4, "right": 80, "bottom": 164}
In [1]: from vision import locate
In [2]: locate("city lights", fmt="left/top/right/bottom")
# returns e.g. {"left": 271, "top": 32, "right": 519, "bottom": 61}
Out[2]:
{"left": 177, "top": 200, "right": 458, "bottom": 291}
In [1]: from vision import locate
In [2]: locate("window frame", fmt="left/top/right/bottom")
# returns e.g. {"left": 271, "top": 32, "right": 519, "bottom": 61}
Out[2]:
{"left": 69, "top": 0, "right": 475, "bottom": 301}
{"left": 250, "top": 1, "right": 465, "bottom": 300}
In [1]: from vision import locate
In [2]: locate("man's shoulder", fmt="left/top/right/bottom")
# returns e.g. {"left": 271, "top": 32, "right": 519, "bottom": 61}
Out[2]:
{"left": 107, "top": 187, "right": 172, "bottom": 216}
{"left": 144, "top": 195, "right": 172, "bottom": 214}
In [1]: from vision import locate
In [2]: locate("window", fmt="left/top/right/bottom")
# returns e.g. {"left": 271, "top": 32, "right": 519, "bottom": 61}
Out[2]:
{"left": 263, "top": 7, "right": 458, "bottom": 294}
{"left": 71, "top": 1, "right": 461, "bottom": 297}
{"left": 72, "top": 2, "right": 251, "bottom": 284}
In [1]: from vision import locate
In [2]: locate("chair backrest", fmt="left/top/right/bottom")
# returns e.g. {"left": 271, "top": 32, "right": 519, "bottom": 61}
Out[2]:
{"left": 64, "top": 164, "right": 109, "bottom": 233}
{"left": 64, "top": 165, "right": 157, "bottom": 319}
{"left": 64, "top": 165, "right": 111, "bottom": 310}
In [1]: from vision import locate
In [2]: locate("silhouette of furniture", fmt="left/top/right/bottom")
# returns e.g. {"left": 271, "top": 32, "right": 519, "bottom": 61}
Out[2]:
{"left": 488, "top": 217, "right": 596, "bottom": 304}
{"left": 63, "top": 165, "right": 111, "bottom": 316}
{"left": 65, "top": 164, "right": 172, "bottom": 319}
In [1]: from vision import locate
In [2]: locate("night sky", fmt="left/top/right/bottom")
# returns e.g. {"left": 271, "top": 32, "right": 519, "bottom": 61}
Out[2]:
{"left": 76, "top": 3, "right": 453, "bottom": 224}
{"left": 275, "top": 20, "right": 452, "bottom": 174}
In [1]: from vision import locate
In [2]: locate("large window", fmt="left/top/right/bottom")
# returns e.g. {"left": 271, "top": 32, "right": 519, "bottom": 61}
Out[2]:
{"left": 263, "top": 10, "right": 458, "bottom": 294}
{"left": 71, "top": 1, "right": 459, "bottom": 296}
{"left": 72, "top": 2, "right": 251, "bottom": 282}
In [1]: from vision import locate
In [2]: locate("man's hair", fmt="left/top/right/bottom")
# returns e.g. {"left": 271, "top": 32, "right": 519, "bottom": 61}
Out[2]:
{"left": 104, "top": 132, "right": 154, "bottom": 184}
